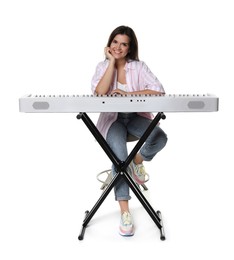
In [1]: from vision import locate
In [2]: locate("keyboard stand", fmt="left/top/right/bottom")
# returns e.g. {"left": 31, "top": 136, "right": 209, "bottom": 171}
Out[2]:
{"left": 77, "top": 112, "right": 166, "bottom": 240}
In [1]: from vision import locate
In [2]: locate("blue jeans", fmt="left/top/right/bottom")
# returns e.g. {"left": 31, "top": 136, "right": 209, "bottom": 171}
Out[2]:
{"left": 106, "top": 113, "right": 168, "bottom": 201}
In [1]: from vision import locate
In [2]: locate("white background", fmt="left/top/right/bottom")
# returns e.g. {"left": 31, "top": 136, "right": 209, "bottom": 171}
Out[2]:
{"left": 1, "top": 0, "right": 234, "bottom": 259}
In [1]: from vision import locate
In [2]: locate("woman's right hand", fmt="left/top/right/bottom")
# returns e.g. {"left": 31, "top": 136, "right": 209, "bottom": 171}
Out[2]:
{"left": 104, "top": 47, "right": 115, "bottom": 62}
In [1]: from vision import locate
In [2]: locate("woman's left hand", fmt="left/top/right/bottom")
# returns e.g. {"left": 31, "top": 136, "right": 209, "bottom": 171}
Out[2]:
{"left": 111, "top": 88, "right": 128, "bottom": 95}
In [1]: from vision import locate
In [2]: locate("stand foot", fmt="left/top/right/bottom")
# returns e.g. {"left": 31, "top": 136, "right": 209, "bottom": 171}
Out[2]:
{"left": 157, "top": 211, "right": 166, "bottom": 240}
{"left": 78, "top": 210, "right": 89, "bottom": 240}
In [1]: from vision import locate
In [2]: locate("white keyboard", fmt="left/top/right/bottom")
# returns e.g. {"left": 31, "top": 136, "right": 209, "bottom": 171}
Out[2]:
{"left": 19, "top": 94, "right": 219, "bottom": 113}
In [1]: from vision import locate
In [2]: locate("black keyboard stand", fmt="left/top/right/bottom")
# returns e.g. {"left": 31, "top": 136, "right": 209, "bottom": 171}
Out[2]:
{"left": 77, "top": 112, "right": 166, "bottom": 240}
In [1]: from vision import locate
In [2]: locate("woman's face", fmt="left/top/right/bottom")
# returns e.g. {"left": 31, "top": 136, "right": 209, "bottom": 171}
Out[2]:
{"left": 109, "top": 34, "right": 130, "bottom": 61}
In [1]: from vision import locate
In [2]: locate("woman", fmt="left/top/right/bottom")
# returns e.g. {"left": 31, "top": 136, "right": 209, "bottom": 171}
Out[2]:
{"left": 91, "top": 25, "right": 167, "bottom": 236}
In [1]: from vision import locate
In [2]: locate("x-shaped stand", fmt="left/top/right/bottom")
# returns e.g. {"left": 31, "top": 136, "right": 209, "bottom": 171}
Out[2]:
{"left": 77, "top": 112, "right": 166, "bottom": 240}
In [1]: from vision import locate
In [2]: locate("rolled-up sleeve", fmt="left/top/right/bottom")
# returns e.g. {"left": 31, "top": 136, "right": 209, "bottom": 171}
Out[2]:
{"left": 91, "top": 61, "right": 108, "bottom": 94}
{"left": 141, "top": 62, "right": 165, "bottom": 93}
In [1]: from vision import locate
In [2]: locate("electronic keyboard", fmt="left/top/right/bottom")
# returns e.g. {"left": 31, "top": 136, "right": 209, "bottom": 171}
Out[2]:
{"left": 19, "top": 94, "right": 219, "bottom": 113}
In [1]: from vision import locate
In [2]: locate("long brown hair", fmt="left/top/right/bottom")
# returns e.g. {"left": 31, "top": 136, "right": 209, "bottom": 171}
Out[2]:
{"left": 106, "top": 25, "right": 139, "bottom": 61}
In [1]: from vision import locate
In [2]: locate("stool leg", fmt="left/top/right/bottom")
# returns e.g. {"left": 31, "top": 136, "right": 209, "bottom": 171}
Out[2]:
{"left": 141, "top": 183, "right": 148, "bottom": 191}
{"left": 100, "top": 172, "right": 112, "bottom": 190}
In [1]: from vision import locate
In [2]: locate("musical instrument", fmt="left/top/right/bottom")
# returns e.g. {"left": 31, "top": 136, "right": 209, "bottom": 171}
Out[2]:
{"left": 19, "top": 94, "right": 218, "bottom": 113}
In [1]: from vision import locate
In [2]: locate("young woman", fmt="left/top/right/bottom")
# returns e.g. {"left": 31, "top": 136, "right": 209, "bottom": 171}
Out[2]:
{"left": 91, "top": 25, "right": 167, "bottom": 236}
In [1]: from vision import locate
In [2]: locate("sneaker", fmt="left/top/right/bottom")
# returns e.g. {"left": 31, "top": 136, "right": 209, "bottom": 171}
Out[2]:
{"left": 119, "top": 211, "right": 134, "bottom": 236}
{"left": 129, "top": 161, "right": 149, "bottom": 185}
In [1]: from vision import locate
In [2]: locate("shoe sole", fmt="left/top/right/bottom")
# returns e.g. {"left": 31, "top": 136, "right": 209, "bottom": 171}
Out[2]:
{"left": 132, "top": 174, "right": 145, "bottom": 185}
{"left": 119, "top": 229, "right": 134, "bottom": 237}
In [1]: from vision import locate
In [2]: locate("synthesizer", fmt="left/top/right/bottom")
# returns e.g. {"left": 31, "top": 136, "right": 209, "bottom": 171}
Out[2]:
{"left": 19, "top": 94, "right": 219, "bottom": 113}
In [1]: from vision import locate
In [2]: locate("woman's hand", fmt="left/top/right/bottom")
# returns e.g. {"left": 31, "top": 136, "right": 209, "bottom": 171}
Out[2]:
{"left": 105, "top": 47, "right": 115, "bottom": 62}
{"left": 111, "top": 88, "right": 128, "bottom": 95}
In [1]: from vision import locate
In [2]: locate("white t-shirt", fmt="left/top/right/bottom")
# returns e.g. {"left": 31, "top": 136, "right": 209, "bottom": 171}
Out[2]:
{"left": 117, "top": 81, "right": 128, "bottom": 92}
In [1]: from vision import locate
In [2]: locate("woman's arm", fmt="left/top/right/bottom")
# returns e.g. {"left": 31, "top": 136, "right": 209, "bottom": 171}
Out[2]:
{"left": 111, "top": 88, "right": 164, "bottom": 95}
{"left": 95, "top": 47, "right": 116, "bottom": 95}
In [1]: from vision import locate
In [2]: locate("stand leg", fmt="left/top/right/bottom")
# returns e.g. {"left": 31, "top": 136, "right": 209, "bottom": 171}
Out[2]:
{"left": 78, "top": 210, "right": 89, "bottom": 240}
{"left": 78, "top": 172, "right": 122, "bottom": 240}
{"left": 77, "top": 113, "right": 121, "bottom": 170}
{"left": 157, "top": 211, "right": 166, "bottom": 240}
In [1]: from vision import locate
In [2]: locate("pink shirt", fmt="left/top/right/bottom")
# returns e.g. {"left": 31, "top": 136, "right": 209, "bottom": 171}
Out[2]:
{"left": 91, "top": 60, "right": 165, "bottom": 139}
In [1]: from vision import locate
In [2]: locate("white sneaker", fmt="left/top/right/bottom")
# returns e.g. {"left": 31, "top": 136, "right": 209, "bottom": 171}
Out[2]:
{"left": 119, "top": 211, "right": 134, "bottom": 236}
{"left": 129, "top": 161, "right": 149, "bottom": 185}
